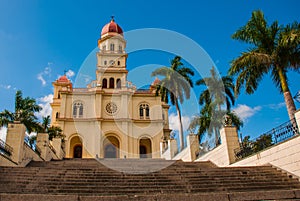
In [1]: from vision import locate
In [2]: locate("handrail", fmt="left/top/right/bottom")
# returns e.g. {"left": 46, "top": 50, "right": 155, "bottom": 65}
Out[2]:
{"left": 0, "top": 139, "right": 13, "bottom": 157}
{"left": 235, "top": 118, "right": 299, "bottom": 160}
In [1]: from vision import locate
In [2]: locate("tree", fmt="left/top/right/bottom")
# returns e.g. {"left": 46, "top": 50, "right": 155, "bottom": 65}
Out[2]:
{"left": 252, "top": 133, "right": 273, "bottom": 152}
{"left": 41, "top": 115, "right": 51, "bottom": 133}
{"left": 152, "top": 56, "right": 194, "bottom": 151}
{"left": 228, "top": 10, "right": 300, "bottom": 121}
{"left": 189, "top": 67, "right": 243, "bottom": 146}
{"left": 48, "top": 126, "right": 64, "bottom": 141}
{"left": 197, "top": 67, "right": 235, "bottom": 111}
{"left": 0, "top": 90, "right": 41, "bottom": 133}
{"left": 37, "top": 115, "right": 64, "bottom": 141}
{"left": 28, "top": 135, "right": 37, "bottom": 149}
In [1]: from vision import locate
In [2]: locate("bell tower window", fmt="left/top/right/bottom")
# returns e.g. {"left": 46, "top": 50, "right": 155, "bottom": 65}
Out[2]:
{"left": 102, "top": 78, "right": 107, "bottom": 88}
{"left": 109, "top": 78, "right": 114, "bottom": 88}
{"left": 110, "top": 43, "right": 115, "bottom": 51}
{"left": 139, "top": 104, "right": 150, "bottom": 119}
{"left": 116, "top": 79, "right": 121, "bottom": 89}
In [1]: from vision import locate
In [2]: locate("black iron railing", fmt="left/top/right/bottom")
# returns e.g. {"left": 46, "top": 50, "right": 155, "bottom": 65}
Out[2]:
{"left": 235, "top": 118, "right": 299, "bottom": 160}
{"left": 0, "top": 139, "right": 13, "bottom": 157}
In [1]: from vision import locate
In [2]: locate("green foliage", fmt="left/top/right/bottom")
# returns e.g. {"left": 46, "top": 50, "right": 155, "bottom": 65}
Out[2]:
{"left": 0, "top": 90, "right": 41, "bottom": 133}
{"left": 238, "top": 134, "right": 274, "bottom": 158}
{"left": 252, "top": 134, "right": 273, "bottom": 152}
{"left": 228, "top": 10, "right": 300, "bottom": 120}
{"left": 28, "top": 135, "right": 37, "bottom": 148}
{"left": 152, "top": 56, "right": 194, "bottom": 151}
{"left": 189, "top": 66, "right": 243, "bottom": 146}
{"left": 48, "top": 126, "right": 64, "bottom": 141}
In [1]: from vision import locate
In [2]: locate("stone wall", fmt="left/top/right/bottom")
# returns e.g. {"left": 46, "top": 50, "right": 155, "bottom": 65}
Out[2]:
{"left": 230, "top": 135, "right": 300, "bottom": 177}
{"left": 0, "top": 154, "right": 17, "bottom": 166}
{"left": 196, "top": 127, "right": 239, "bottom": 166}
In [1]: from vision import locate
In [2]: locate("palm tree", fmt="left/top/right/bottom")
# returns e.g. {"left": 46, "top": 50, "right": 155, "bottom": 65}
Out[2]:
{"left": 189, "top": 67, "right": 243, "bottom": 146}
{"left": 48, "top": 126, "right": 64, "bottom": 141}
{"left": 197, "top": 67, "right": 235, "bottom": 111}
{"left": 228, "top": 10, "right": 300, "bottom": 121}
{"left": 0, "top": 90, "right": 41, "bottom": 133}
{"left": 152, "top": 56, "right": 194, "bottom": 151}
{"left": 41, "top": 115, "right": 51, "bottom": 132}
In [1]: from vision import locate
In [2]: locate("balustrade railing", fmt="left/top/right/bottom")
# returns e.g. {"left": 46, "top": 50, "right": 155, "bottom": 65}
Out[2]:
{"left": 0, "top": 139, "right": 13, "bottom": 157}
{"left": 235, "top": 118, "right": 299, "bottom": 160}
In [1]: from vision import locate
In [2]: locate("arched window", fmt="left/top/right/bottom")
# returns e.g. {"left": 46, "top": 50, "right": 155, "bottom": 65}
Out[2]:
{"left": 110, "top": 43, "right": 114, "bottom": 51}
{"left": 139, "top": 104, "right": 150, "bottom": 119}
{"left": 73, "top": 102, "right": 83, "bottom": 118}
{"left": 102, "top": 78, "right": 107, "bottom": 88}
{"left": 117, "top": 61, "right": 120, "bottom": 66}
{"left": 56, "top": 112, "right": 59, "bottom": 119}
{"left": 57, "top": 93, "right": 60, "bottom": 99}
{"left": 104, "top": 60, "right": 107, "bottom": 65}
{"left": 116, "top": 79, "right": 121, "bottom": 89}
{"left": 109, "top": 78, "right": 114, "bottom": 88}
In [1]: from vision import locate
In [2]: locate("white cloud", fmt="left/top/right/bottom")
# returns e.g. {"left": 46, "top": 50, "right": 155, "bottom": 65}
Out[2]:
{"left": 169, "top": 113, "right": 191, "bottom": 132}
{"left": 233, "top": 104, "right": 261, "bottom": 121}
{"left": 0, "top": 84, "right": 12, "bottom": 90}
{"left": 37, "top": 63, "right": 52, "bottom": 86}
{"left": 37, "top": 74, "right": 46, "bottom": 86}
{"left": 267, "top": 102, "right": 285, "bottom": 110}
{"left": 25, "top": 131, "right": 37, "bottom": 138}
{"left": 36, "top": 94, "right": 53, "bottom": 119}
{"left": 0, "top": 126, "right": 7, "bottom": 141}
{"left": 66, "top": 69, "right": 75, "bottom": 78}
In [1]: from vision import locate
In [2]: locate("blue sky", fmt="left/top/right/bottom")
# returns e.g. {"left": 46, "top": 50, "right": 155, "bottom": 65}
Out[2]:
{"left": 0, "top": 0, "right": 299, "bottom": 143}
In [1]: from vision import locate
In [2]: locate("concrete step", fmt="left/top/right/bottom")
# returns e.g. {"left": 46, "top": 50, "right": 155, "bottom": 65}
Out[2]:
{"left": 1, "top": 158, "right": 300, "bottom": 200}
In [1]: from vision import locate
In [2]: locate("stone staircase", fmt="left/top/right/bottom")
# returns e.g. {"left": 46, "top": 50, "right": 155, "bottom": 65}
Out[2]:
{"left": 0, "top": 158, "right": 300, "bottom": 201}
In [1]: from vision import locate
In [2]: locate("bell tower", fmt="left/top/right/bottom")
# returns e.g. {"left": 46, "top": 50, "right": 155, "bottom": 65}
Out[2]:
{"left": 96, "top": 17, "right": 128, "bottom": 89}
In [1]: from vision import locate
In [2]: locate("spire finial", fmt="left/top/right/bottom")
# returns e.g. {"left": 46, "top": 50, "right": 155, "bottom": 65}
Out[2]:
{"left": 111, "top": 15, "right": 115, "bottom": 21}
{"left": 63, "top": 69, "right": 67, "bottom": 75}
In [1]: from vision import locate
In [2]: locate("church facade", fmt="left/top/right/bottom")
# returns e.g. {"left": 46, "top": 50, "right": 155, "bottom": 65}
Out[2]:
{"left": 50, "top": 18, "right": 171, "bottom": 159}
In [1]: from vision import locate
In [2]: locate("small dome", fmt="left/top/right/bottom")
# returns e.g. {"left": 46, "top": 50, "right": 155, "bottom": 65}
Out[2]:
{"left": 57, "top": 75, "right": 70, "bottom": 83}
{"left": 152, "top": 77, "right": 161, "bottom": 86}
{"left": 101, "top": 17, "right": 123, "bottom": 36}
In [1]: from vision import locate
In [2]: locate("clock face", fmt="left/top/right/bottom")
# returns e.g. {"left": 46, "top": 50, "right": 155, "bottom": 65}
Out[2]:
{"left": 106, "top": 102, "right": 118, "bottom": 114}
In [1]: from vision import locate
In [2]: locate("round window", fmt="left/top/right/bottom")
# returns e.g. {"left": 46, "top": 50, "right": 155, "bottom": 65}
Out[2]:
{"left": 106, "top": 102, "right": 118, "bottom": 114}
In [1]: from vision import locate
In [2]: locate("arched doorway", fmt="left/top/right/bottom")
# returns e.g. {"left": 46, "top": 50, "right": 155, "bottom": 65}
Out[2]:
{"left": 70, "top": 136, "right": 83, "bottom": 158}
{"left": 139, "top": 137, "right": 152, "bottom": 158}
{"left": 73, "top": 145, "right": 82, "bottom": 158}
{"left": 103, "top": 136, "right": 120, "bottom": 158}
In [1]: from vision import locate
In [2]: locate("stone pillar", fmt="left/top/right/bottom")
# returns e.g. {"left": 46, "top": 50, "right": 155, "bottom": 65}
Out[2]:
{"left": 295, "top": 110, "right": 300, "bottom": 131}
{"left": 187, "top": 134, "right": 200, "bottom": 161}
{"left": 160, "top": 139, "right": 178, "bottom": 160}
{"left": 51, "top": 137, "right": 64, "bottom": 159}
{"left": 5, "top": 122, "right": 26, "bottom": 164}
{"left": 36, "top": 133, "right": 52, "bottom": 161}
{"left": 220, "top": 126, "right": 240, "bottom": 164}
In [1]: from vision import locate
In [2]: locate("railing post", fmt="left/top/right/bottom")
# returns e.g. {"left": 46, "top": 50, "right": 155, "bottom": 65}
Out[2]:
{"left": 295, "top": 110, "right": 300, "bottom": 132}
{"left": 186, "top": 134, "right": 200, "bottom": 161}
{"left": 220, "top": 126, "right": 240, "bottom": 164}
{"left": 5, "top": 122, "right": 26, "bottom": 164}
{"left": 36, "top": 133, "right": 52, "bottom": 161}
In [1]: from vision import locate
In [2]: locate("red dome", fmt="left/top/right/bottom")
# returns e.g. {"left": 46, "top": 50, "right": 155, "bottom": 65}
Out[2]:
{"left": 101, "top": 18, "right": 123, "bottom": 36}
{"left": 152, "top": 77, "right": 161, "bottom": 86}
{"left": 57, "top": 75, "right": 70, "bottom": 83}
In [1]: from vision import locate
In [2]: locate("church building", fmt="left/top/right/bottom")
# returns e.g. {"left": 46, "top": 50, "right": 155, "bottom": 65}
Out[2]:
{"left": 50, "top": 18, "right": 171, "bottom": 159}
